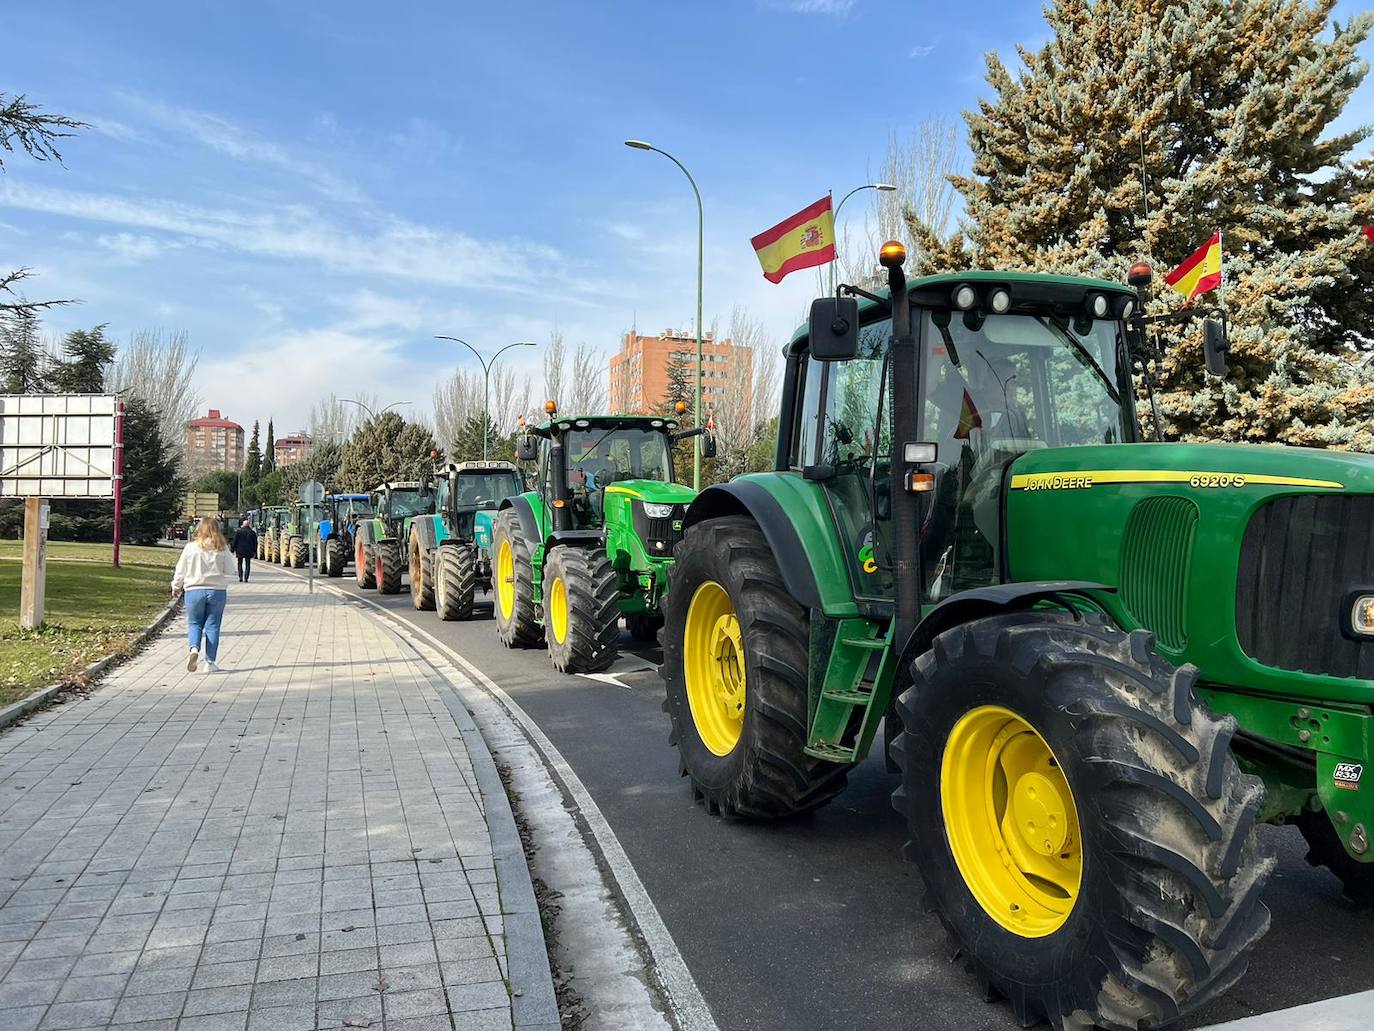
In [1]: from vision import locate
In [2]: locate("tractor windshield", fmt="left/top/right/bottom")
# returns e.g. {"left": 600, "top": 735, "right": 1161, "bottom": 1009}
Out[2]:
{"left": 446, "top": 472, "right": 522, "bottom": 510}
{"left": 334, "top": 498, "right": 372, "bottom": 520}
{"left": 565, "top": 427, "right": 672, "bottom": 488}
{"left": 387, "top": 491, "right": 431, "bottom": 517}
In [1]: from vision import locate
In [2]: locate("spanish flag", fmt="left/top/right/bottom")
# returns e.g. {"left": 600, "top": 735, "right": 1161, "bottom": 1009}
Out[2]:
{"left": 751, "top": 196, "right": 836, "bottom": 284}
{"left": 953, "top": 389, "right": 982, "bottom": 440}
{"left": 1165, "top": 231, "right": 1222, "bottom": 301}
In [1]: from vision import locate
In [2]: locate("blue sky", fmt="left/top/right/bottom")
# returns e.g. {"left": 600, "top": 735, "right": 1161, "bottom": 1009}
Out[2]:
{"left": 3, "top": 1, "right": 1372, "bottom": 435}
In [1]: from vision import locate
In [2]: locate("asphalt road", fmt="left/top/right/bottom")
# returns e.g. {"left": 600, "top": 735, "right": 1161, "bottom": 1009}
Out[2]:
{"left": 310, "top": 568, "right": 1374, "bottom": 1031}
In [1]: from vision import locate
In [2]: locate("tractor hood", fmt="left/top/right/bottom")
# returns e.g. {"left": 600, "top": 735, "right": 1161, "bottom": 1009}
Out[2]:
{"left": 1005, "top": 441, "right": 1374, "bottom": 701}
{"left": 604, "top": 480, "right": 698, "bottom": 505}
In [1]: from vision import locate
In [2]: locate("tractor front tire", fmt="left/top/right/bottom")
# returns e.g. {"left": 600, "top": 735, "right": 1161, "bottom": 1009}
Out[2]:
{"left": 492, "top": 509, "right": 540, "bottom": 648}
{"left": 627, "top": 612, "right": 663, "bottom": 643}
{"left": 661, "top": 516, "right": 851, "bottom": 818}
{"left": 1296, "top": 809, "right": 1374, "bottom": 905}
{"left": 435, "top": 545, "right": 477, "bottom": 622}
{"left": 409, "top": 532, "right": 436, "bottom": 611}
{"left": 355, "top": 533, "right": 377, "bottom": 590}
{"left": 289, "top": 537, "right": 307, "bottom": 569}
{"left": 893, "top": 611, "right": 1272, "bottom": 1031}
{"left": 543, "top": 546, "right": 619, "bottom": 674}
{"left": 326, "top": 537, "right": 347, "bottom": 578}
{"left": 376, "top": 539, "right": 403, "bottom": 595}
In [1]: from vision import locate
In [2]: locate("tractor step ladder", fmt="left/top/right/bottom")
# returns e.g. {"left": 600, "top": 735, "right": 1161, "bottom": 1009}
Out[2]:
{"left": 804, "top": 621, "right": 895, "bottom": 764}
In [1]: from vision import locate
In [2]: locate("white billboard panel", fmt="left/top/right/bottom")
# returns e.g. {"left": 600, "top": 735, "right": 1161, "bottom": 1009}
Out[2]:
{"left": 0, "top": 394, "right": 117, "bottom": 498}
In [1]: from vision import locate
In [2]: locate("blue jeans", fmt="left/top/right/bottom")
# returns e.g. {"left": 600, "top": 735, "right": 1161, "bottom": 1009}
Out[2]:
{"left": 186, "top": 589, "right": 228, "bottom": 661}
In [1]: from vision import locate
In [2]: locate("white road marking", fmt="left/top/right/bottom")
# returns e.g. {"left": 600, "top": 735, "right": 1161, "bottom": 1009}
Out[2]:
{"left": 578, "top": 654, "right": 659, "bottom": 690}
{"left": 1198, "top": 990, "right": 1374, "bottom": 1030}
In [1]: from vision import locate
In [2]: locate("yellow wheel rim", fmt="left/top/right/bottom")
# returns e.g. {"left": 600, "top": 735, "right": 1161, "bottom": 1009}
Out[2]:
{"left": 549, "top": 576, "right": 568, "bottom": 644}
{"left": 941, "top": 705, "right": 1082, "bottom": 938}
{"left": 497, "top": 538, "right": 515, "bottom": 619}
{"left": 683, "top": 581, "right": 746, "bottom": 756}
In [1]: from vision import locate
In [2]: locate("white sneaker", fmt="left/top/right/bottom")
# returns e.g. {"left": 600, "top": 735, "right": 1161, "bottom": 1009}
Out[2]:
{"left": 186, "top": 648, "right": 199, "bottom": 672}
{"left": 203, "top": 661, "right": 217, "bottom": 674}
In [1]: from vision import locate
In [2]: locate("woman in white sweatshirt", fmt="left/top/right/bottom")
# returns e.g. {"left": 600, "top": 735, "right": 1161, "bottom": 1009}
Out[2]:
{"left": 171, "top": 517, "right": 234, "bottom": 673}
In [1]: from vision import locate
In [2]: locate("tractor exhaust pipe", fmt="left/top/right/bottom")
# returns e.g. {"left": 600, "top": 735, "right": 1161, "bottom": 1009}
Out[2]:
{"left": 883, "top": 242, "right": 922, "bottom": 646}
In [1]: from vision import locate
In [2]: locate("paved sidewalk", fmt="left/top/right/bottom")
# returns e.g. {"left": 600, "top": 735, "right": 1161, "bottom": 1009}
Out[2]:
{"left": 0, "top": 566, "right": 551, "bottom": 1031}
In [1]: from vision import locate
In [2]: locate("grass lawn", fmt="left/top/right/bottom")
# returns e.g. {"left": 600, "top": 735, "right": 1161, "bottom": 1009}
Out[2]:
{"left": 0, "top": 541, "right": 177, "bottom": 706}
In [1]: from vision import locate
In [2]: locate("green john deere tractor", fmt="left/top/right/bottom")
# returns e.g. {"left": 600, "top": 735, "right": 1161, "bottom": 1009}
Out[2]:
{"left": 354, "top": 480, "right": 434, "bottom": 594}
{"left": 492, "top": 407, "right": 707, "bottom": 673}
{"left": 659, "top": 242, "right": 1374, "bottom": 1030}
{"left": 259, "top": 506, "right": 290, "bottom": 563}
{"left": 278, "top": 502, "right": 310, "bottom": 569}
{"left": 407, "top": 461, "right": 525, "bottom": 619}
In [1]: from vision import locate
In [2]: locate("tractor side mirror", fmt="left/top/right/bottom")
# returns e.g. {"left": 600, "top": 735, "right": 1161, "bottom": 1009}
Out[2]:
{"left": 809, "top": 297, "right": 859, "bottom": 361}
{"left": 1203, "top": 318, "right": 1230, "bottom": 376}
{"left": 517, "top": 435, "right": 538, "bottom": 461}
{"left": 701, "top": 433, "right": 716, "bottom": 459}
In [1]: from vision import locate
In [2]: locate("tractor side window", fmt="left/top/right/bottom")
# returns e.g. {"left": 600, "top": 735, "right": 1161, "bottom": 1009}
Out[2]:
{"left": 793, "top": 355, "right": 823, "bottom": 468}
{"left": 818, "top": 320, "right": 894, "bottom": 599}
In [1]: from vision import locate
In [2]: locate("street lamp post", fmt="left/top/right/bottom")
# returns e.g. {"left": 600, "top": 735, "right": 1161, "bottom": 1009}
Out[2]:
{"left": 624, "top": 139, "right": 705, "bottom": 490}
{"left": 433, "top": 337, "right": 536, "bottom": 460}
{"left": 340, "top": 398, "right": 411, "bottom": 423}
{"left": 830, "top": 182, "right": 898, "bottom": 294}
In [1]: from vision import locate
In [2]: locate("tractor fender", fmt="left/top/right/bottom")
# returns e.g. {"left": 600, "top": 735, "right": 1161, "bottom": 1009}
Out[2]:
{"left": 499, "top": 496, "right": 541, "bottom": 546}
{"left": 899, "top": 580, "right": 1117, "bottom": 668}
{"left": 355, "top": 521, "right": 375, "bottom": 546}
{"left": 682, "top": 481, "right": 823, "bottom": 611}
{"left": 411, "top": 516, "right": 438, "bottom": 553}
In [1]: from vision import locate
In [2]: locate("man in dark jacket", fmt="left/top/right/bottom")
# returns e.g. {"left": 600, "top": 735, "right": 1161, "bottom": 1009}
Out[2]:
{"left": 232, "top": 519, "right": 258, "bottom": 582}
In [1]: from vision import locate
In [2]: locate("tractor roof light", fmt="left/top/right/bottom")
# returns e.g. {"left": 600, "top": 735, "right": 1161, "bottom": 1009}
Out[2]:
{"left": 575, "top": 419, "right": 590, "bottom": 428}
{"left": 675, "top": 401, "right": 688, "bottom": 415}
{"left": 544, "top": 400, "right": 558, "bottom": 415}
{"left": 1088, "top": 293, "right": 1110, "bottom": 319}
{"left": 1118, "top": 296, "right": 1136, "bottom": 320}
{"left": 879, "top": 240, "right": 907, "bottom": 268}
{"left": 952, "top": 284, "right": 977, "bottom": 311}
{"left": 989, "top": 287, "right": 1012, "bottom": 315}
{"left": 1127, "top": 261, "right": 1153, "bottom": 288}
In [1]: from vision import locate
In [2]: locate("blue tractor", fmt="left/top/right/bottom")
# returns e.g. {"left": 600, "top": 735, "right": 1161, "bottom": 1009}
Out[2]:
{"left": 318, "top": 492, "right": 373, "bottom": 578}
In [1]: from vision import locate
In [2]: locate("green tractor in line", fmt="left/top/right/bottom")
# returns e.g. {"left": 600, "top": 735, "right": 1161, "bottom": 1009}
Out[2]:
{"left": 317, "top": 492, "right": 372, "bottom": 577}
{"left": 492, "top": 405, "right": 708, "bottom": 674}
{"left": 407, "top": 461, "right": 526, "bottom": 620}
{"left": 277, "top": 502, "right": 311, "bottom": 569}
{"left": 659, "top": 242, "right": 1374, "bottom": 1030}
{"left": 354, "top": 480, "right": 435, "bottom": 594}
{"left": 258, "top": 505, "right": 290, "bottom": 563}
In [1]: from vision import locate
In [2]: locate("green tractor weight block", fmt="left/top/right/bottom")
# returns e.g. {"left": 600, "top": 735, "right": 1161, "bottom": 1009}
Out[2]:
{"left": 355, "top": 480, "right": 434, "bottom": 595}
{"left": 493, "top": 411, "right": 707, "bottom": 674}
{"left": 659, "top": 257, "right": 1374, "bottom": 1029}
{"left": 408, "top": 461, "right": 526, "bottom": 619}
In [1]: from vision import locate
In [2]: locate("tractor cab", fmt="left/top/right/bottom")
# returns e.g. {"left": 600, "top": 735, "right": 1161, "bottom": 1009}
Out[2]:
{"left": 371, "top": 481, "right": 434, "bottom": 538}
{"left": 433, "top": 461, "right": 523, "bottom": 542}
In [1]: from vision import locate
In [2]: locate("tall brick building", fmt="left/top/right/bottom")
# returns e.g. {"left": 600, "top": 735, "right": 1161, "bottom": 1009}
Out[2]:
{"left": 183, "top": 409, "right": 244, "bottom": 476}
{"left": 273, "top": 432, "right": 314, "bottom": 468}
{"left": 608, "top": 328, "right": 753, "bottom": 418}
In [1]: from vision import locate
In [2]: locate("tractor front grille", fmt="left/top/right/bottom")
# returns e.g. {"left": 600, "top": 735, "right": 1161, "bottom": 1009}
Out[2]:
{"left": 631, "top": 502, "right": 685, "bottom": 559}
{"left": 1236, "top": 494, "right": 1374, "bottom": 679}
{"left": 1120, "top": 495, "right": 1198, "bottom": 652}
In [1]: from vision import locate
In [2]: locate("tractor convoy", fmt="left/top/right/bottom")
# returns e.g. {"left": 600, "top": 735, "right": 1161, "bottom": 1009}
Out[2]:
{"left": 318, "top": 492, "right": 371, "bottom": 577}
{"left": 251, "top": 243, "right": 1374, "bottom": 1030}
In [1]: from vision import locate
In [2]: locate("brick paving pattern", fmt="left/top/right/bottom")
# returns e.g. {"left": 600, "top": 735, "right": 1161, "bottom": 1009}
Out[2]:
{"left": 0, "top": 569, "right": 517, "bottom": 1030}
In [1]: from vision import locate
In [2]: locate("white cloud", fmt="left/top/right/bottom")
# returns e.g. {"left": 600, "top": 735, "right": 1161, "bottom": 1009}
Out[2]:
{"left": 909, "top": 44, "right": 935, "bottom": 58}
{"left": 94, "top": 232, "right": 184, "bottom": 262}
{"left": 764, "top": 0, "right": 858, "bottom": 13}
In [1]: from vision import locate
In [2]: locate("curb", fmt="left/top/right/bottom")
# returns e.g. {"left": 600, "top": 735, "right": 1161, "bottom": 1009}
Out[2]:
{"left": 288, "top": 571, "right": 561, "bottom": 1028}
{"left": 0, "top": 594, "right": 183, "bottom": 732}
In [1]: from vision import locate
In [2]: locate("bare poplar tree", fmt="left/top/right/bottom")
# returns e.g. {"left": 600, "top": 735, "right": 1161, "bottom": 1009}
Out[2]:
{"left": 569, "top": 343, "right": 607, "bottom": 413}
{"left": 107, "top": 329, "right": 201, "bottom": 461}
{"left": 307, "top": 392, "right": 375, "bottom": 445}
{"left": 543, "top": 329, "right": 565, "bottom": 408}
{"left": 432, "top": 369, "right": 483, "bottom": 449}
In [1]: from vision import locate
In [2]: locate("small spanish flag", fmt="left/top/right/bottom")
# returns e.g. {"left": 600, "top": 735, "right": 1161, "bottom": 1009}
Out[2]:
{"left": 751, "top": 196, "right": 836, "bottom": 284}
{"left": 953, "top": 389, "right": 982, "bottom": 440}
{"left": 1165, "top": 231, "right": 1223, "bottom": 301}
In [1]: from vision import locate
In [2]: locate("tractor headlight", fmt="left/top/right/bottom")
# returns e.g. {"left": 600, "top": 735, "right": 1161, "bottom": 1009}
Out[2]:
{"left": 1352, "top": 594, "right": 1374, "bottom": 636}
{"left": 989, "top": 287, "right": 1012, "bottom": 314}
{"left": 1118, "top": 296, "right": 1136, "bottom": 320}
{"left": 952, "top": 284, "right": 977, "bottom": 311}
{"left": 1087, "top": 292, "right": 1110, "bottom": 319}
{"left": 642, "top": 502, "right": 675, "bottom": 518}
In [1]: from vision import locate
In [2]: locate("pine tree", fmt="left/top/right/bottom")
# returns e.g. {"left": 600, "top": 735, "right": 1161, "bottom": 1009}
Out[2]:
{"left": 244, "top": 420, "right": 262, "bottom": 482}
{"left": 0, "top": 310, "right": 45, "bottom": 392}
{"left": 335, "top": 413, "right": 442, "bottom": 491}
{"left": 913, "top": 0, "right": 1374, "bottom": 448}
{"left": 49, "top": 325, "right": 114, "bottom": 393}
{"left": 264, "top": 419, "right": 276, "bottom": 472}
{"left": 119, "top": 397, "right": 184, "bottom": 544}
{"left": 658, "top": 349, "right": 694, "bottom": 420}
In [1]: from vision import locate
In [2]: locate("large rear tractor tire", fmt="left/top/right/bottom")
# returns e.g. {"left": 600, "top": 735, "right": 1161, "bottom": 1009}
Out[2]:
{"left": 409, "top": 531, "right": 436, "bottom": 611}
{"left": 256, "top": 535, "right": 265, "bottom": 561}
{"left": 627, "top": 612, "right": 663, "bottom": 643}
{"left": 893, "top": 611, "right": 1272, "bottom": 1031}
{"left": 289, "top": 536, "right": 307, "bottom": 569}
{"left": 660, "top": 516, "right": 851, "bottom": 818}
{"left": 326, "top": 537, "right": 347, "bottom": 578}
{"left": 435, "top": 545, "right": 477, "bottom": 622}
{"left": 1296, "top": 809, "right": 1374, "bottom": 905}
{"left": 355, "top": 531, "right": 377, "bottom": 590}
{"left": 376, "top": 539, "right": 403, "bottom": 595}
{"left": 492, "top": 509, "right": 540, "bottom": 648}
{"left": 543, "top": 546, "right": 619, "bottom": 674}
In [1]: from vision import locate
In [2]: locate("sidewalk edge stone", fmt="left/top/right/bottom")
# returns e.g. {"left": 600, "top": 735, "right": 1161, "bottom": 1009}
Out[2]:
{"left": 0, "top": 594, "right": 182, "bottom": 731}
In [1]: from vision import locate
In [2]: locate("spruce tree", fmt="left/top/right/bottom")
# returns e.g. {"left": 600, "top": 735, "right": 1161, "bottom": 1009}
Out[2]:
{"left": 264, "top": 419, "right": 276, "bottom": 472}
{"left": 335, "top": 413, "right": 441, "bottom": 491}
{"left": 914, "top": 0, "right": 1374, "bottom": 447}
{"left": 49, "top": 325, "right": 114, "bottom": 393}
{"left": 0, "top": 310, "right": 45, "bottom": 393}
{"left": 244, "top": 420, "right": 262, "bottom": 482}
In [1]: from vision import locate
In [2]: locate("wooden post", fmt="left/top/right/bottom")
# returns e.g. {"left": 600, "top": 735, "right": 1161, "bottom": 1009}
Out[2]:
{"left": 20, "top": 497, "right": 48, "bottom": 630}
